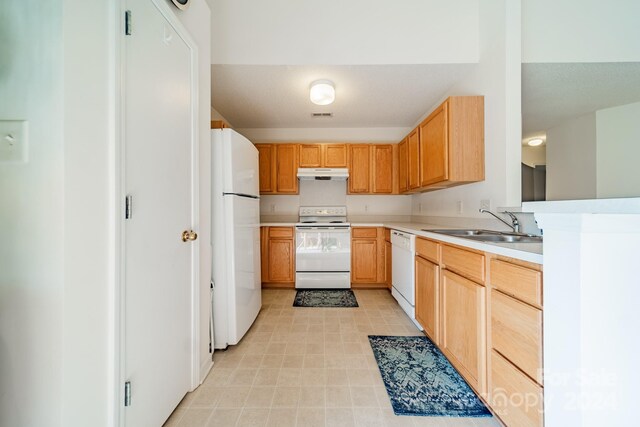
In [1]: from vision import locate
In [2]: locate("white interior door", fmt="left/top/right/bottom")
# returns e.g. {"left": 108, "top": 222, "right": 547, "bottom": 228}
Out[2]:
{"left": 123, "top": 0, "right": 197, "bottom": 425}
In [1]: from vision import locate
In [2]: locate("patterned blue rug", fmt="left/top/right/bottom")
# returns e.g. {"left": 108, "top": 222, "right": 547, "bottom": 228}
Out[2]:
{"left": 368, "top": 335, "right": 491, "bottom": 417}
{"left": 293, "top": 289, "right": 358, "bottom": 307}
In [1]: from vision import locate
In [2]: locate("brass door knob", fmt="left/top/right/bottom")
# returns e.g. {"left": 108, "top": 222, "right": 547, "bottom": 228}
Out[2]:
{"left": 182, "top": 230, "right": 198, "bottom": 242}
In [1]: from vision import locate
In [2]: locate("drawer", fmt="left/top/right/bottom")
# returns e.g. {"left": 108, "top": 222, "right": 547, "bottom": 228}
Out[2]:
{"left": 416, "top": 238, "right": 439, "bottom": 263}
{"left": 268, "top": 227, "right": 293, "bottom": 238}
{"left": 442, "top": 245, "right": 485, "bottom": 284}
{"left": 352, "top": 227, "right": 378, "bottom": 238}
{"left": 491, "top": 290, "right": 543, "bottom": 384}
{"left": 490, "top": 350, "right": 543, "bottom": 427}
{"left": 384, "top": 228, "right": 391, "bottom": 242}
{"left": 491, "top": 259, "right": 542, "bottom": 307}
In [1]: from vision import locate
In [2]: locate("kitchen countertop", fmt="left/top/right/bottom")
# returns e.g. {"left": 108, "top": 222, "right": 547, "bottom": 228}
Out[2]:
{"left": 383, "top": 222, "right": 542, "bottom": 264}
{"left": 260, "top": 220, "right": 543, "bottom": 264}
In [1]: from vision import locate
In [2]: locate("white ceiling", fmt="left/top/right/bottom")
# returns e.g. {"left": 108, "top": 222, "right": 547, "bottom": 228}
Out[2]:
{"left": 522, "top": 62, "right": 640, "bottom": 136}
{"left": 211, "top": 64, "right": 476, "bottom": 128}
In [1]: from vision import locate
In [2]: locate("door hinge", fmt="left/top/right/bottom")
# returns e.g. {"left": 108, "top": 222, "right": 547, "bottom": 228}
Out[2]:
{"left": 125, "top": 10, "right": 132, "bottom": 35}
{"left": 125, "top": 195, "right": 132, "bottom": 219}
{"left": 124, "top": 381, "right": 132, "bottom": 407}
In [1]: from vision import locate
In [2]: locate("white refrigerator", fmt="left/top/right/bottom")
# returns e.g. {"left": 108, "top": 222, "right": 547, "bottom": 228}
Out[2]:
{"left": 211, "top": 129, "right": 262, "bottom": 349}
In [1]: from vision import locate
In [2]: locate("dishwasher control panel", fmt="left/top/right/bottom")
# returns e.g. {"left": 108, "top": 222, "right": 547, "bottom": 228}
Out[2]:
{"left": 391, "top": 230, "right": 416, "bottom": 251}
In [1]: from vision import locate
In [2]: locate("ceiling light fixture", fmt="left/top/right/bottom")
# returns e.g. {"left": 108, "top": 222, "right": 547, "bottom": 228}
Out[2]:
{"left": 527, "top": 138, "right": 544, "bottom": 147}
{"left": 309, "top": 80, "right": 335, "bottom": 105}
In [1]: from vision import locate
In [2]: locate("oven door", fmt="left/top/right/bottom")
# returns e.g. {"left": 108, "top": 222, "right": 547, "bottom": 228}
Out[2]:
{"left": 295, "top": 226, "right": 351, "bottom": 272}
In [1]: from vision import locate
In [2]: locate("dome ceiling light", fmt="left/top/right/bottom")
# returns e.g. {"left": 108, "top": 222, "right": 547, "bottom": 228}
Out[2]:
{"left": 309, "top": 80, "right": 335, "bottom": 106}
{"left": 527, "top": 138, "right": 544, "bottom": 147}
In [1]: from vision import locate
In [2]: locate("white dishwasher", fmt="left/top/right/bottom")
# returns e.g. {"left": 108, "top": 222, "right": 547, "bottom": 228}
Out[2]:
{"left": 391, "top": 230, "right": 422, "bottom": 330}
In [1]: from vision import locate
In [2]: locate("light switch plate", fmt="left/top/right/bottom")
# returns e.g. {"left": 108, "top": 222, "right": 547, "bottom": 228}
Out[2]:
{"left": 0, "top": 120, "right": 28, "bottom": 163}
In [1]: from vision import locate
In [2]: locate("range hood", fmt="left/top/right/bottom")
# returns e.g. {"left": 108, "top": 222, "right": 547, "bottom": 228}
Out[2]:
{"left": 297, "top": 168, "right": 349, "bottom": 181}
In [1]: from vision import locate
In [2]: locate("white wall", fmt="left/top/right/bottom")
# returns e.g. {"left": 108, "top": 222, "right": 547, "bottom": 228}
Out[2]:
{"left": 0, "top": 2, "right": 212, "bottom": 426}
{"left": 545, "top": 113, "right": 597, "bottom": 200}
{"left": 62, "top": 0, "right": 114, "bottom": 425}
{"left": 208, "top": 0, "right": 479, "bottom": 65}
{"left": 521, "top": 144, "right": 546, "bottom": 167}
{"left": 522, "top": 0, "right": 640, "bottom": 63}
{"left": 534, "top": 212, "right": 640, "bottom": 427}
{"left": 596, "top": 101, "right": 640, "bottom": 198}
{"left": 412, "top": 0, "right": 522, "bottom": 218}
{"left": 0, "top": 1, "right": 64, "bottom": 426}
{"left": 171, "top": 0, "right": 214, "bottom": 384}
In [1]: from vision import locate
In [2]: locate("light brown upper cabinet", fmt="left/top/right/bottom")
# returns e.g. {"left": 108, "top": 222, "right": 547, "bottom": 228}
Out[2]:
{"left": 348, "top": 145, "right": 371, "bottom": 193}
{"left": 407, "top": 128, "right": 421, "bottom": 190}
{"left": 275, "top": 144, "right": 298, "bottom": 194}
{"left": 371, "top": 145, "right": 393, "bottom": 194}
{"left": 418, "top": 96, "right": 484, "bottom": 190}
{"left": 298, "top": 144, "right": 322, "bottom": 167}
{"left": 398, "top": 138, "right": 408, "bottom": 193}
{"left": 299, "top": 143, "right": 348, "bottom": 168}
{"left": 255, "top": 144, "right": 276, "bottom": 193}
{"left": 419, "top": 102, "right": 448, "bottom": 186}
{"left": 323, "top": 144, "right": 348, "bottom": 167}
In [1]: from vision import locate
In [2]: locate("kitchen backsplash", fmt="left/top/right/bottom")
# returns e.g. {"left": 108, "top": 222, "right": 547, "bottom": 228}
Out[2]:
{"left": 259, "top": 180, "right": 413, "bottom": 217}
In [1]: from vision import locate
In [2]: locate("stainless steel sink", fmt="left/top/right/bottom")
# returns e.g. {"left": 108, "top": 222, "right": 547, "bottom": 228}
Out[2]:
{"left": 421, "top": 229, "right": 542, "bottom": 243}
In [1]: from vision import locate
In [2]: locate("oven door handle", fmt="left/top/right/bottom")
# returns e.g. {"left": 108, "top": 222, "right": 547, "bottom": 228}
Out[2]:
{"left": 296, "top": 226, "right": 351, "bottom": 232}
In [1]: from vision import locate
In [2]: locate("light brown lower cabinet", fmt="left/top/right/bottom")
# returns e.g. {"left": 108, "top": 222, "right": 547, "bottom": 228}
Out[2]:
{"left": 488, "top": 257, "right": 544, "bottom": 427}
{"left": 415, "top": 254, "right": 439, "bottom": 344}
{"left": 260, "top": 226, "right": 295, "bottom": 287}
{"left": 409, "top": 239, "right": 543, "bottom": 426}
{"left": 384, "top": 240, "right": 392, "bottom": 289}
{"left": 351, "top": 227, "right": 386, "bottom": 287}
{"left": 490, "top": 350, "right": 543, "bottom": 427}
{"left": 440, "top": 268, "right": 486, "bottom": 394}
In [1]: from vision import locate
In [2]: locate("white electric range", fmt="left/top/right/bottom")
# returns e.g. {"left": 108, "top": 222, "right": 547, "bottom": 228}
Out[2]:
{"left": 295, "top": 206, "right": 351, "bottom": 289}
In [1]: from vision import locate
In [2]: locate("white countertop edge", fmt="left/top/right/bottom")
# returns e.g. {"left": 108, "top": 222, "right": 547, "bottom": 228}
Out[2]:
{"left": 384, "top": 223, "right": 543, "bottom": 264}
{"left": 523, "top": 197, "right": 640, "bottom": 214}
{"left": 261, "top": 222, "right": 297, "bottom": 227}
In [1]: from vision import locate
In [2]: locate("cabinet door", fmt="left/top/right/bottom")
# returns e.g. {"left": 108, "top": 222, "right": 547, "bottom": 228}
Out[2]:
{"left": 407, "top": 128, "right": 420, "bottom": 190}
{"left": 323, "top": 144, "right": 347, "bottom": 167}
{"left": 260, "top": 227, "right": 269, "bottom": 284}
{"left": 419, "top": 102, "right": 448, "bottom": 186}
{"left": 491, "top": 290, "right": 543, "bottom": 384}
{"left": 415, "top": 255, "right": 439, "bottom": 344}
{"left": 299, "top": 144, "right": 322, "bottom": 167}
{"left": 385, "top": 240, "right": 392, "bottom": 289}
{"left": 398, "top": 138, "right": 408, "bottom": 193}
{"left": 351, "top": 239, "right": 378, "bottom": 283}
{"left": 371, "top": 144, "right": 393, "bottom": 194}
{"left": 256, "top": 144, "right": 275, "bottom": 193}
{"left": 441, "top": 269, "right": 486, "bottom": 393}
{"left": 276, "top": 144, "right": 298, "bottom": 193}
{"left": 267, "top": 238, "right": 294, "bottom": 282}
{"left": 491, "top": 350, "right": 543, "bottom": 427}
{"left": 348, "top": 145, "right": 370, "bottom": 193}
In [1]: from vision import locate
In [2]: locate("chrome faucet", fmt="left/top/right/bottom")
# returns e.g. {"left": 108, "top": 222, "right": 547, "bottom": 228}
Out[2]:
{"left": 479, "top": 209, "right": 520, "bottom": 233}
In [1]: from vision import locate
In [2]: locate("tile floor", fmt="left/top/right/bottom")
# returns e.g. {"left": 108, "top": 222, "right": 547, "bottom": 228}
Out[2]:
{"left": 164, "top": 289, "right": 501, "bottom": 427}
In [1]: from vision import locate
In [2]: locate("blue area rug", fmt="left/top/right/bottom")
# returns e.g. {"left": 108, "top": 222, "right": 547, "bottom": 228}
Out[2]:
{"left": 368, "top": 335, "right": 491, "bottom": 417}
{"left": 293, "top": 289, "right": 358, "bottom": 307}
